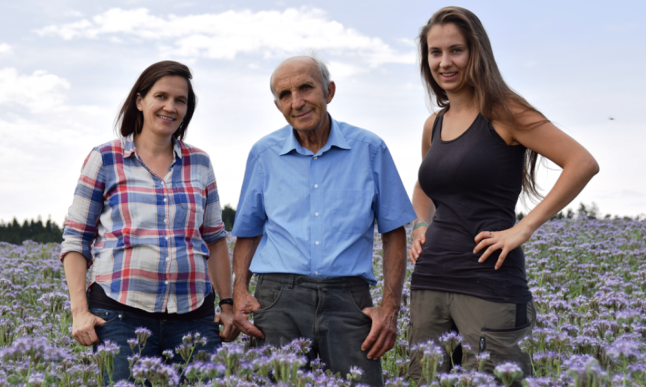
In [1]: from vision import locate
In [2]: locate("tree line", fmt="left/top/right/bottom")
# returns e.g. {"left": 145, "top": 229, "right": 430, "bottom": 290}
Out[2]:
{"left": 0, "top": 202, "right": 618, "bottom": 245}
{"left": 0, "top": 217, "right": 64, "bottom": 245}
{"left": 0, "top": 206, "right": 238, "bottom": 245}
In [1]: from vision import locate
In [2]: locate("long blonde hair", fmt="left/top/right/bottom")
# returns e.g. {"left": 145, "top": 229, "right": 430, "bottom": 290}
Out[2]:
{"left": 419, "top": 6, "right": 547, "bottom": 199}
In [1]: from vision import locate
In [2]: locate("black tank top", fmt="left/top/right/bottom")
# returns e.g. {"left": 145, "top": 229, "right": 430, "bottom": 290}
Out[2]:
{"left": 412, "top": 111, "right": 532, "bottom": 304}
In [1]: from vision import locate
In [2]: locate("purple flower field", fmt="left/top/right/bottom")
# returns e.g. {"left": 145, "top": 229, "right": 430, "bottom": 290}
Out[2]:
{"left": 0, "top": 217, "right": 645, "bottom": 386}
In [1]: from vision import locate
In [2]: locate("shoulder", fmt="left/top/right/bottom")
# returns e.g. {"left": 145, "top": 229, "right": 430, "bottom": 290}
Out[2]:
{"left": 94, "top": 138, "right": 124, "bottom": 155}
{"left": 249, "top": 125, "right": 293, "bottom": 157}
{"left": 421, "top": 112, "right": 438, "bottom": 152}
{"left": 176, "top": 140, "right": 213, "bottom": 166}
{"left": 337, "top": 120, "right": 385, "bottom": 149}
{"left": 491, "top": 99, "right": 549, "bottom": 145}
{"left": 423, "top": 113, "right": 438, "bottom": 138}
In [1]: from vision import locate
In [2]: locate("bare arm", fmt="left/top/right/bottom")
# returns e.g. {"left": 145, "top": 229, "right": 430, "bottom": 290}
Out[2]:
{"left": 231, "top": 235, "right": 264, "bottom": 338}
{"left": 475, "top": 112, "right": 599, "bottom": 268}
{"left": 63, "top": 252, "right": 105, "bottom": 346}
{"left": 361, "top": 226, "right": 407, "bottom": 360}
{"left": 410, "top": 113, "right": 437, "bottom": 264}
{"left": 206, "top": 238, "right": 239, "bottom": 342}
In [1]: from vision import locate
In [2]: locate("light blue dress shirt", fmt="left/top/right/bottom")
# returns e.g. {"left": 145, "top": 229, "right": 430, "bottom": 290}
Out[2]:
{"left": 232, "top": 116, "right": 416, "bottom": 284}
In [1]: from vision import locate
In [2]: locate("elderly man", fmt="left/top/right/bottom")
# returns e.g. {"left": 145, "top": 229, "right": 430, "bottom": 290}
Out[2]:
{"left": 231, "top": 56, "right": 416, "bottom": 386}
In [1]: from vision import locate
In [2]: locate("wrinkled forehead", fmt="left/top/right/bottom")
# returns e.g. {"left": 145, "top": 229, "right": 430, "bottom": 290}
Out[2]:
{"left": 271, "top": 58, "right": 321, "bottom": 90}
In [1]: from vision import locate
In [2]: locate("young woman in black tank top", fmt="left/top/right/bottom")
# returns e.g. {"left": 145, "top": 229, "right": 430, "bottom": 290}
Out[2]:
{"left": 407, "top": 7, "right": 599, "bottom": 384}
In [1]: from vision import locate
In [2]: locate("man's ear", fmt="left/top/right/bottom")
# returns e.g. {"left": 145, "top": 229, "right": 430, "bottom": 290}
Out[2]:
{"left": 326, "top": 81, "right": 336, "bottom": 104}
{"left": 274, "top": 100, "right": 281, "bottom": 111}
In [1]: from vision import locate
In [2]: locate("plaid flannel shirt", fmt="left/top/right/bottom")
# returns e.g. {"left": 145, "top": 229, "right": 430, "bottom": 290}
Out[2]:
{"left": 61, "top": 134, "right": 227, "bottom": 313}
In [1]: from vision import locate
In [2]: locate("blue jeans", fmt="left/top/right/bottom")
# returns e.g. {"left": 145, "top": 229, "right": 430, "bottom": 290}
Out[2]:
{"left": 90, "top": 307, "right": 222, "bottom": 384}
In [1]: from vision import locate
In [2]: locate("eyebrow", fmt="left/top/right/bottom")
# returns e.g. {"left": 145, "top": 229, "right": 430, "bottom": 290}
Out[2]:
{"left": 276, "top": 81, "right": 315, "bottom": 98}
{"left": 429, "top": 43, "right": 466, "bottom": 50}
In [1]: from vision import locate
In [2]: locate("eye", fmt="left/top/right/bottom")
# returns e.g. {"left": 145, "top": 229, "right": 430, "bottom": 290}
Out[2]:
{"left": 452, "top": 48, "right": 462, "bottom": 54}
{"left": 279, "top": 91, "right": 290, "bottom": 100}
{"left": 429, "top": 49, "right": 440, "bottom": 56}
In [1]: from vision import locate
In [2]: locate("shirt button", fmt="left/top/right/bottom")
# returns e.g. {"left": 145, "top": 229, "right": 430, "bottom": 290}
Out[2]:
{"left": 315, "top": 212, "right": 319, "bottom": 217}
{"left": 164, "top": 218, "right": 168, "bottom": 223}
{"left": 163, "top": 198, "right": 167, "bottom": 202}
{"left": 315, "top": 241, "right": 320, "bottom": 245}
{"left": 165, "top": 236, "right": 169, "bottom": 240}
{"left": 164, "top": 280, "right": 169, "bottom": 284}
{"left": 313, "top": 156, "right": 318, "bottom": 160}
{"left": 314, "top": 184, "right": 319, "bottom": 189}
{"left": 315, "top": 271, "right": 319, "bottom": 275}
{"left": 166, "top": 257, "right": 170, "bottom": 261}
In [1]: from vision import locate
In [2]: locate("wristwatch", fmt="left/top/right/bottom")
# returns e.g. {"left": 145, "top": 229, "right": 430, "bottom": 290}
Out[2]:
{"left": 218, "top": 298, "right": 233, "bottom": 307}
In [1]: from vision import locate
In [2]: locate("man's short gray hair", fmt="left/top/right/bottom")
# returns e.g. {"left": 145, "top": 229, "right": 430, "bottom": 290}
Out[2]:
{"left": 270, "top": 55, "right": 332, "bottom": 101}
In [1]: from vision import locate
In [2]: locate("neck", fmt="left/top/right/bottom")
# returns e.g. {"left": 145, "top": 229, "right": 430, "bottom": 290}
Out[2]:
{"left": 445, "top": 87, "right": 478, "bottom": 115}
{"left": 133, "top": 129, "right": 174, "bottom": 157}
{"left": 294, "top": 114, "right": 331, "bottom": 154}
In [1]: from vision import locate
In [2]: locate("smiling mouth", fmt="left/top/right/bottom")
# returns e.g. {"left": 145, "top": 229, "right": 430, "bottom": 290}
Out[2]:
{"left": 294, "top": 111, "right": 312, "bottom": 119}
{"left": 440, "top": 72, "right": 457, "bottom": 77}
{"left": 158, "top": 115, "right": 175, "bottom": 121}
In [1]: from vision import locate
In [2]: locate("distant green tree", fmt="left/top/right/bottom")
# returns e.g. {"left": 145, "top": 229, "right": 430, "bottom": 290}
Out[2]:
{"left": 0, "top": 216, "right": 63, "bottom": 244}
{"left": 221, "top": 205, "right": 236, "bottom": 232}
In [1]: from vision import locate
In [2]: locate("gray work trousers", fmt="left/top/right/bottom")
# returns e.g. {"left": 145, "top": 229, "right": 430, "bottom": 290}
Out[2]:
{"left": 252, "top": 273, "right": 384, "bottom": 387}
{"left": 408, "top": 290, "right": 536, "bottom": 386}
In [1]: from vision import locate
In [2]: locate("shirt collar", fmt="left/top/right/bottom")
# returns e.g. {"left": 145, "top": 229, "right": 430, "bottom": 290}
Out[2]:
{"left": 279, "top": 115, "right": 351, "bottom": 156}
{"left": 123, "top": 133, "right": 183, "bottom": 159}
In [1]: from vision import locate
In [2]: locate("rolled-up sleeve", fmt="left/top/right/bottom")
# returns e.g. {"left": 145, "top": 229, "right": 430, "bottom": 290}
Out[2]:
{"left": 60, "top": 149, "right": 106, "bottom": 265}
{"left": 231, "top": 149, "right": 266, "bottom": 237}
{"left": 372, "top": 142, "right": 417, "bottom": 233}
{"left": 201, "top": 159, "right": 227, "bottom": 246}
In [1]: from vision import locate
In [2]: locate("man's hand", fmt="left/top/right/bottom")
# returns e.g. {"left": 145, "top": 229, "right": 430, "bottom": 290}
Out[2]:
{"left": 215, "top": 304, "right": 241, "bottom": 342}
{"left": 71, "top": 310, "right": 106, "bottom": 346}
{"left": 360, "top": 305, "right": 398, "bottom": 360}
{"left": 232, "top": 288, "right": 265, "bottom": 338}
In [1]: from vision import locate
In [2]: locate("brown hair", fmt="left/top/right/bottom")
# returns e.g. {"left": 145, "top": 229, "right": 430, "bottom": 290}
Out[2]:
{"left": 418, "top": 6, "right": 547, "bottom": 199}
{"left": 116, "top": 60, "right": 197, "bottom": 141}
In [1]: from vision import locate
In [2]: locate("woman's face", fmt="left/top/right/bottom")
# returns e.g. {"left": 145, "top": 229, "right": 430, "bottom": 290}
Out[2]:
{"left": 136, "top": 75, "right": 189, "bottom": 139}
{"left": 426, "top": 23, "right": 470, "bottom": 94}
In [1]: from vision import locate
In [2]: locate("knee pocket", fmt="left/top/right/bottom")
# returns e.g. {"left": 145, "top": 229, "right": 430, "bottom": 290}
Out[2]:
{"left": 479, "top": 322, "right": 533, "bottom": 374}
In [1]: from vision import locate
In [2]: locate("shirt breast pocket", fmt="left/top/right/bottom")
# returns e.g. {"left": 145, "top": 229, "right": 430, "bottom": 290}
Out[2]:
{"left": 173, "top": 187, "right": 206, "bottom": 230}
{"left": 328, "top": 190, "right": 374, "bottom": 235}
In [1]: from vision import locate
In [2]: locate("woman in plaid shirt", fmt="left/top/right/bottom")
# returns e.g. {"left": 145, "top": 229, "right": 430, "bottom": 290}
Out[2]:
{"left": 61, "top": 61, "right": 238, "bottom": 383}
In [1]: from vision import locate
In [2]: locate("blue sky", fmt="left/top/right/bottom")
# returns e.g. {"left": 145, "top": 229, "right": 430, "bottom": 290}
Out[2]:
{"left": 1, "top": 0, "right": 645, "bottom": 224}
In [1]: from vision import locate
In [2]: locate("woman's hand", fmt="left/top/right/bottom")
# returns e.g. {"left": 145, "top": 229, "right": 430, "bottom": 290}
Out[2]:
{"left": 71, "top": 310, "right": 106, "bottom": 346}
{"left": 474, "top": 223, "right": 533, "bottom": 270}
{"left": 408, "top": 225, "right": 428, "bottom": 264}
{"left": 215, "top": 304, "right": 240, "bottom": 342}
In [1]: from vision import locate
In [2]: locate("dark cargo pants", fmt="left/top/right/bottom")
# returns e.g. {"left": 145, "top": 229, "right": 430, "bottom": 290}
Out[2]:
{"left": 408, "top": 290, "right": 536, "bottom": 386}
{"left": 252, "top": 273, "right": 384, "bottom": 387}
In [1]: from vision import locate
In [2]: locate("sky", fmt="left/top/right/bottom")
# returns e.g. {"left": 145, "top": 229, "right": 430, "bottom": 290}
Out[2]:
{"left": 1, "top": 0, "right": 645, "bottom": 226}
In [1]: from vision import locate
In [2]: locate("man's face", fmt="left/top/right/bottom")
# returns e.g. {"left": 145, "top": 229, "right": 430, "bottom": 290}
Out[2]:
{"left": 272, "top": 58, "right": 334, "bottom": 133}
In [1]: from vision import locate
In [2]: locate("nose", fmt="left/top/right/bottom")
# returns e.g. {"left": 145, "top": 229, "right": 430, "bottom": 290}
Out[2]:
{"left": 291, "top": 91, "right": 305, "bottom": 110}
{"left": 439, "top": 53, "right": 452, "bottom": 68}
{"left": 163, "top": 99, "right": 177, "bottom": 113}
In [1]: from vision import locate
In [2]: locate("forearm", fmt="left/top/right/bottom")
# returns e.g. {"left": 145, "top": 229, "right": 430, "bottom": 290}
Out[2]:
{"left": 520, "top": 156, "right": 599, "bottom": 233}
{"left": 232, "top": 235, "right": 262, "bottom": 292}
{"left": 207, "top": 238, "right": 233, "bottom": 300}
{"left": 380, "top": 227, "right": 407, "bottom": 312}
{"left": 63, "top": 252, "right": 90, "bottom": 316}
{"left": 412, "top": 181, "right": 435, "bottom": 224}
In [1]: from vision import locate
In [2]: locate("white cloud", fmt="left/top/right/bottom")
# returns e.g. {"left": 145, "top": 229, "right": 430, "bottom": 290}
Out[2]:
{"left": 0, "top": 43, "right": 12, "bottom": 55}
{"left": 0, "top": 68, "right": 70, "bottom": 113}
{"left": 35, "top": 7, "right": 415, "bottom": 66}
